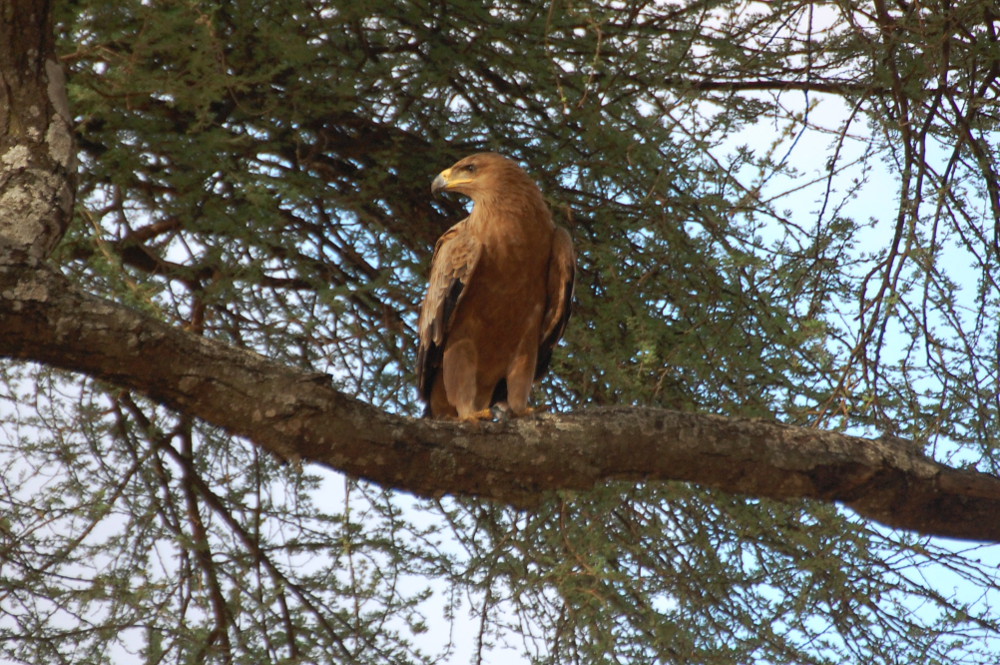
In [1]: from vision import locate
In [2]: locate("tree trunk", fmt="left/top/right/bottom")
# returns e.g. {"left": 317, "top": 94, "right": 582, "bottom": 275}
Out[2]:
{"left": 0, "top": 0, "right": 74, "bottom": 260}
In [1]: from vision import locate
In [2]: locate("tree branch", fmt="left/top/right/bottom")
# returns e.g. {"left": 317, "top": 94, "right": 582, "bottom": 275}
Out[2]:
{"left": 1, "top": 259, "right": 998, "bottom": 543}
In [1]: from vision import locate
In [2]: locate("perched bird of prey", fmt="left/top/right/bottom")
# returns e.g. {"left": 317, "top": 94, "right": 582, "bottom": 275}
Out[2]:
{"left": 417, "top": 153, "right": 575, "bottom": 421}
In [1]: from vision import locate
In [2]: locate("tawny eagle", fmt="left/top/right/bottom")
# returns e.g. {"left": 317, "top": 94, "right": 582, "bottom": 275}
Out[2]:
{"left": 416, "top": 153, "right": 575, "bottom": 420}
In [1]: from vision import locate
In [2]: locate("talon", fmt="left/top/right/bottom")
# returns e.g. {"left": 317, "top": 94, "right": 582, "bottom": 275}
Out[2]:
{"left": 459, "top": 408, "right": 495, "bottom": 423}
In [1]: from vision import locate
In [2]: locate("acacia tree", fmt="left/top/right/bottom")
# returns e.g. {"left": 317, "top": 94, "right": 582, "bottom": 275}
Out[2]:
{"left": 2, "top": 0, "right": 1000, "bottom": 663}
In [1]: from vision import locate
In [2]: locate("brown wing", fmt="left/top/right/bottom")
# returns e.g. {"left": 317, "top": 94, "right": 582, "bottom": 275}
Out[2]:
{"left": 416, "top": 220, "right": 482, "bottom": 405}
{"left": 535, "top": 226, "right": 575, "bottom": 379}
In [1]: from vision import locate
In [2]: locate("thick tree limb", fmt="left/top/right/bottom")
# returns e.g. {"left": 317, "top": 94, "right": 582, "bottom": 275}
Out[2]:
{"left": 1, "top": 259, "right": 999, "bottom": 543}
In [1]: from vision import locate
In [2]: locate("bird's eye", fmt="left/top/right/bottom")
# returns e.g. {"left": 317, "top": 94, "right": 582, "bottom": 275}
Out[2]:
{"left": 463, "top": 163, "right": 477, "bottom": 173}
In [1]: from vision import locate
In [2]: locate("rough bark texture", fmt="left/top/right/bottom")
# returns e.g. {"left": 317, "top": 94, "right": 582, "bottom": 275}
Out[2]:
{"left": 1, "top": 260, "right": 1000, "bottom": 543}
{"left": 0, "top": 0, "right": 75, "bottom": 259}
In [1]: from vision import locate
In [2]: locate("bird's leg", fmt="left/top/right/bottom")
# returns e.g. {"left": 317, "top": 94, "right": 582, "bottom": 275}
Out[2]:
{"left": 443, "top": 340, "right": 485, "bottom": 421}
{"left": 504, "top": 340, "right": 539, "bottom": 417}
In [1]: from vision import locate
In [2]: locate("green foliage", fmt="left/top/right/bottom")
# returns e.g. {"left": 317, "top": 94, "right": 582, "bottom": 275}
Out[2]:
{"left": 2, "top": 0, "right": 999, "bottom": 663}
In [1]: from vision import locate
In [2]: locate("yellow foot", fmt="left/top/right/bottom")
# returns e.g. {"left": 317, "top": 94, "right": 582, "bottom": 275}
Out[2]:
{"left": 458, "top": 408, "right": 495, "bottom": 423}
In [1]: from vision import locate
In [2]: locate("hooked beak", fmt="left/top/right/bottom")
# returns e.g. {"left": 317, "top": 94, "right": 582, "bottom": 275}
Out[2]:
{"left": 431, "top": 169, "right": 450, "bottom": 195}
{"left": 431, "top": 166, "right": 475, "bottom": 195}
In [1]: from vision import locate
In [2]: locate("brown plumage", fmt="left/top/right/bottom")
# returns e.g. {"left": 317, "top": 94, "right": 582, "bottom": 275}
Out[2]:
{"left": 416, "top": 153, "right": 575, "bottom": 420}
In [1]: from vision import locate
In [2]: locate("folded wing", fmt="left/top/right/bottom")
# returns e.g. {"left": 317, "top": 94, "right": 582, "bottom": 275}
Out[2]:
{"left": 536, "top": 226, "right": 576, "bottom": 379}
{"left": 416, "top": 220, "right": 482, "bottom": 404}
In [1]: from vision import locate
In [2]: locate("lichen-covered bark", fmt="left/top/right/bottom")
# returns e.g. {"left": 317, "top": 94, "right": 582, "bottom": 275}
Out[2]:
{"left": 0, "top": 0, "right": 75, "bottom": 259}
{"left": 1, "top": 261, "right": 1000, "bottom": 542}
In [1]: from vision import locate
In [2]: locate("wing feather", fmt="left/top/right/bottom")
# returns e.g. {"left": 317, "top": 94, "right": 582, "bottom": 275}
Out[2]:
{"left": 535, "top": 226, "right": 576, "bottom": 379}
{"left": 416, "top": 220, "right": 482, "bottom": 403}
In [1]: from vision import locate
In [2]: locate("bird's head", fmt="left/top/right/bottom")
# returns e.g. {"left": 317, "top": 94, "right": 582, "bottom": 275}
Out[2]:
{"left": 430, "top": 152, "right": 530, "bottom": 202}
